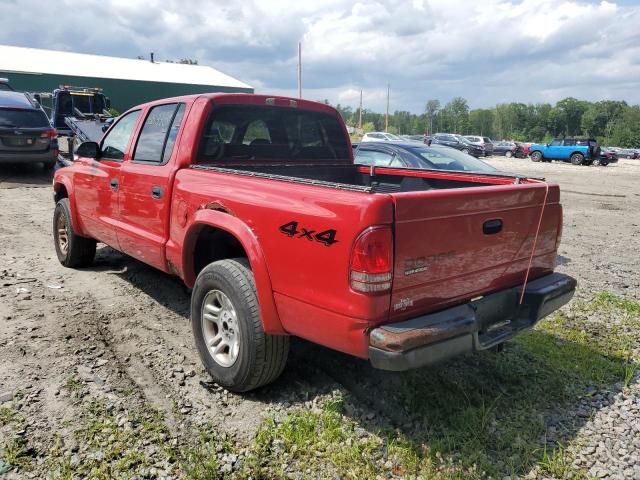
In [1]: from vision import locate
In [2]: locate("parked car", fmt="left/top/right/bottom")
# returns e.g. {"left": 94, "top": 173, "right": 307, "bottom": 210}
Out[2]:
{"left": 464, "top": 135, "right": 494, "bottom": 156}
{"left": 361, "top": 132, "right": 403, "bottom": 142}
{"left": 618, "top": 148, "right": 638, "bottom": 159}
{"left": 53, "top": 93, "right": 575, "bottom": 392}
{"left": 492, "top": 141, "right": 524, "bottom": 158}
{"left": 529, "top": 138, "right": 600, "bottom": 165}
{"left": 519, "top": 142, "right": 532, "bottom": 157}
{"left": 354, "top": 141, "right": 498, "bottom": 172}
{"left": 594, "top": 148, "right": 618, "bottom": 166}
{"left": 431, "top": 133, "right": 485, "bottom": 157}
{"left": 0, "top": 90, "right": 58, "bottom": 168}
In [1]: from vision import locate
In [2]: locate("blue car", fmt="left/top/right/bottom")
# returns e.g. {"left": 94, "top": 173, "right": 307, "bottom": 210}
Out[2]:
{"left": 529, "top": 138, "right": 600, "bottom": 165}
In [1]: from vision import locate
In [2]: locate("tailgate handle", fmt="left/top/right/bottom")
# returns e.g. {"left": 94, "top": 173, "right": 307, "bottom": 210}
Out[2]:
{"left": 483, "top": 219, "right": 502, "bottom": 235}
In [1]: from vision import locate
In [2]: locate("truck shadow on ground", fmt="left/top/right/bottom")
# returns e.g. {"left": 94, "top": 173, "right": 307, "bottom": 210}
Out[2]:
{"left": 0, "top": 164, "right": 53, "bottom": 188}
{"left": 91, "top": 245, "right": 630, "bottom": 477}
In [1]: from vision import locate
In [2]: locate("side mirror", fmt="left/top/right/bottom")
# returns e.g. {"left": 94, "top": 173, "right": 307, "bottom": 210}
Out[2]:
{"left": 76, "top": 141, "right": 101, "bottom": 159}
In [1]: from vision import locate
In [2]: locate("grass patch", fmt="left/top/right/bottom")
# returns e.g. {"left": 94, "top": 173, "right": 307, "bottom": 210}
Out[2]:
{"left": 64, "top": 375, "right": 85, "bottom": 392}
{"left": 48, "top": 401, "right": 174, "bottom": 479}
{"left": 46, "top": 400, "right": 239, "bottom": 479}
{"left": 0, "top": 405, "right": 22, "bottom": 427}
{"left": 235, "top": 291, "right": 639, "bottom": 479}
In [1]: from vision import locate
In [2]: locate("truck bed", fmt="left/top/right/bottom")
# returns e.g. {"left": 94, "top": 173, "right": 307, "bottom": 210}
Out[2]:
{"left": 192, "top": 163, "right": 522, "bottom": 193}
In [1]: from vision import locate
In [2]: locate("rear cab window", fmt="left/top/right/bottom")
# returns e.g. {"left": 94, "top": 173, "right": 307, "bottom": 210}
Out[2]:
{"left": 197, "top": 105, "right": 349, "bottom": 163}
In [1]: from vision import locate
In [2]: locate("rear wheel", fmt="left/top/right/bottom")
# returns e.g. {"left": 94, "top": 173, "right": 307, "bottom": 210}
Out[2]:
{"left": 191, "top": 258, "right": 289, "bottom": 392}
{"left": 505, "top": 150, "right": 513, "bottom": 158}
{"left": 570, "top": 153, "right": 585, "bottom": 165}
{"left": 461, "top": 148, "right": 469, "bottom": 155}
{"left": 592, "top": 158, "right": 601, "bottom": 166}
{"left": 53, "top": 198, "right": 96, "bottom": 267}
{"left": 600, "top": 161, "right": 609, "bottom": 167}
{"left": 530, "top": 151, "right": 542, "bottom": 162}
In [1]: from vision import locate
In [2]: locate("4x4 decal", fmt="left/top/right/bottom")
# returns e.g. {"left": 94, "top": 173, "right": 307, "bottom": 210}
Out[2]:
{"left": 279, "top": 221, "right": 338, "bottom": 247}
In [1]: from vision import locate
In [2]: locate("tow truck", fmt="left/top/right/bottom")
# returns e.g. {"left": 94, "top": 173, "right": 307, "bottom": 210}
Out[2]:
{"left": 33, "top": 85, "right": 113, "bottom": 165}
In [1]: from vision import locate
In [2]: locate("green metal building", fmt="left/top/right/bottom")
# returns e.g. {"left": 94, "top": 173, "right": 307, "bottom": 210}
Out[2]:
{"left": 0, "top": 44, "right": 253, "bottom": 112}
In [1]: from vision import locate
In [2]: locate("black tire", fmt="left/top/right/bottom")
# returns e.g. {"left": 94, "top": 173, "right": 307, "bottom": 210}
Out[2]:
{"left": 461, "top": 148, "right": 469, "bottom": 155}
{"left": 592, "top": 158, "right": 601, "bottom": 166}
{"left": 530, "top": 151, "right": 542, "bottom": 162}
{"left": 53, "top": 198, "right": 96, "bottom": 268}
{"left": 505, "top": 150, "right": 513, "bottom": 158}
{"left": 570, "top": 153, "right": 584, "bottom": 165}
{"left": 43, "top": 160, "right": 56, "bottom": 170}
{"left": 191, "top": 258, "right": 289, "bottom": 392}
{"left": 600, "top": 161, "right": 609, "bottom": 167}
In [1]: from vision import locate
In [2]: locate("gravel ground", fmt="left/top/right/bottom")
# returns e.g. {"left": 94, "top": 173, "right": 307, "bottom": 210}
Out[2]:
{"left": 0, "top": 157, "right": 638, "bottom": 479}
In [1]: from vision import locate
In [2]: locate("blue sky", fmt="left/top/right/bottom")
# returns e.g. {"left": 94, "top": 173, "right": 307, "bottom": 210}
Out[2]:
{"left": 1, "top": 0, "right": 639, "bottom": 113}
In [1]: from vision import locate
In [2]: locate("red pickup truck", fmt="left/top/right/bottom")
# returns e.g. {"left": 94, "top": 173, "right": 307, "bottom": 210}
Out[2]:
{"left": 52, "top": 94, "right": 576, "bottom": 392}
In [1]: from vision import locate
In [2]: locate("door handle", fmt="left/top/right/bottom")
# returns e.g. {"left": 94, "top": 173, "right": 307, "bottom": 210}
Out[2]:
{"left": 110, "top": 178, "right": 119, "bottom": 190}
{"left": 483, "top": 219, "right": 502, "bottom": 235}
{"left": 151, "top": 186, "right": 163, "bottom": 199}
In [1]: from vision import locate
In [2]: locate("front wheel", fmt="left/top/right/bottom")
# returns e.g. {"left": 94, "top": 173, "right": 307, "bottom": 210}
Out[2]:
{"left": 505, "top": 150, "right": 513, "bottom": 158}
{"left": 53, "top": 198, "right": 96, "bottom": 268}
{"left": 530, "top": 151, "right": 542, "bottom": 162}
{"left": 191, "top": 258, "right": 289, "bottom": 392}
{"left": 461, "top": 148, "right": 469, "bottom": 155}
{"left": 570, "top": 153, "right": 585, "bottom": 165}
{"left": 592, "top": 158, "right": 601, "bottom": 166}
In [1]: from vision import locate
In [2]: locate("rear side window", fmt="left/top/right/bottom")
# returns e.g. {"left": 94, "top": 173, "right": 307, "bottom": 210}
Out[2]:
{"left": 133, "top": 103, "right": 185, "bottom": 163}
{"left": 198, "top": 105, "right": 349, "bottom": 163}
{"left": 0, "top": 108, "right": 50, "bottom": 128}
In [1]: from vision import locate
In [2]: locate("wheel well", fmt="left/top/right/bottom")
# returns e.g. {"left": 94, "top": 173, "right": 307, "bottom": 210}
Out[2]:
{"left": 192, "top": 226, "right": 248, "bottom": 277}
{"left": 54, "top": 183, "right": 68, "bottom": 203}
{"left": 570, "top": 151, "right": 584, "bottom": 157}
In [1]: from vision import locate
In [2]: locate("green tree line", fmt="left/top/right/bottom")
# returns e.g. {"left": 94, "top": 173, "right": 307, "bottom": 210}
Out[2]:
{"left": 333, "top": 97, "right": 640, "bottom": 147}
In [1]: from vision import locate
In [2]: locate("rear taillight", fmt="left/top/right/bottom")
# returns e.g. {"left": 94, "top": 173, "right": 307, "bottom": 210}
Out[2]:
{"left": 350, "top": 226, "right": 393, "bottom": 294}
{"left": 40, "top": 128, "right": 57, "bottom": 138}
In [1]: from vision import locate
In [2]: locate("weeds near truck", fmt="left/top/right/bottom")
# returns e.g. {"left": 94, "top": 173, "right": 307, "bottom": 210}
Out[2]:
{"left": 19, "top": 292, "right": 640, "bottom": 479}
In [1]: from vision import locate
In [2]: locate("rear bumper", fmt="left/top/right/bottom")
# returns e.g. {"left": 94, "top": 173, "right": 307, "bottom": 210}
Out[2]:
{"left": 368, "top": 272, "right": 576, "bottom": 371}
{"left": 0, "top": 150, "right": 56, "bottom": 164}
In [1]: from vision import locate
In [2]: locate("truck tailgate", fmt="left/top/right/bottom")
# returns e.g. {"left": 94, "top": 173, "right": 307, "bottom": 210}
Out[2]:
{"left": 389, "top": 182, "right": 561, "bottom": 321}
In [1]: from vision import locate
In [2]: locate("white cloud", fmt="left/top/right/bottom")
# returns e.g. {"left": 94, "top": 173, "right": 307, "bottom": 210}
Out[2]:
{"left": 0, "top": 0, "right": 638, "bottom": 112}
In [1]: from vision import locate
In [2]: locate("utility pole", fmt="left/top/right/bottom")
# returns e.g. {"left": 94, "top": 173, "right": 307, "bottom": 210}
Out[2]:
{"left": 358, "top": 89, "right": 363, "bottom": 130}
{"left": 385, "top": 84, "right": 390, "bottom": 132}
{"left": 297, "top": 42, "right": 302, "bottom": 99}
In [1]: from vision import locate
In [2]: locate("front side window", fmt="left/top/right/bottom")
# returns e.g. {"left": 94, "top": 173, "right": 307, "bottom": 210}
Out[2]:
{"left": 101, "top": 110, "right": 141, "bottom": 160}
{"left": 133, "top": 103, "right": 184, "bottom": 163}
{"left": 550, "top": 139, "right": 562, "bottom": 146}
